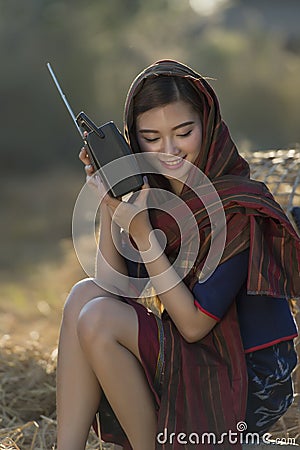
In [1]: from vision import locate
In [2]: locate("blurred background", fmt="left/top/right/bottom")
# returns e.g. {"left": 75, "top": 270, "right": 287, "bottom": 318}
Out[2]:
{"left": 1, "top": 0, "right": 300, "bottom": 347}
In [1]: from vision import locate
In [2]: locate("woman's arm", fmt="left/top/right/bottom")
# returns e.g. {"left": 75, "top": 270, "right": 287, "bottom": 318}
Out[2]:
{"left": 105, "top": 186, "right": 217, "bottom": 343}
{"left": 79, "top": 146, "right": 128, "bottom": 294}
{"left": 95, "top": 203, "right": 129, "bottom": 293}
{"left": 133, "top": 225, "right": 217, "bottom": 343}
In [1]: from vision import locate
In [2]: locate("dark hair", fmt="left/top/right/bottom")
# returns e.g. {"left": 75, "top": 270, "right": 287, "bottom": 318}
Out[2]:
{"left": 128, "top": 75, "right": 204, "bottom": 192}
{"left": 132, "top": 75, "right": 203, "bottom": 126}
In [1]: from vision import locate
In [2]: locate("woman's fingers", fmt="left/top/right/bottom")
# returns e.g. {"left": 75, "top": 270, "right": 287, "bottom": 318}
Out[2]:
{"left": 79, "top": 146, "right": 90, "bottom": 164}
{"left": 106, "top": 183, "right": 149, "bottom": 211}
{"left": 104, "top": 183, "right": 150, "bottom": 233}
{"left": 85, "top": 164, "right": 94, "bottom": 176}
{"left": 79, "top": 146, "right": 95, "bottom": 176}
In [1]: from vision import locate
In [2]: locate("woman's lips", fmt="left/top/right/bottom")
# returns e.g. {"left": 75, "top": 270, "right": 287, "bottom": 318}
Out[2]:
{"left": 159, "top": 155, "right": 186, "bottom": 170}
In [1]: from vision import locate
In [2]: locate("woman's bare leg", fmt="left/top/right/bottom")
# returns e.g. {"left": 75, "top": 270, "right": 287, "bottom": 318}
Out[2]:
{"left": 56, "top": 278, "right": 119, "bottom": 450}
{"left": 77, "top": 297, "right": 157, "bottom": 450}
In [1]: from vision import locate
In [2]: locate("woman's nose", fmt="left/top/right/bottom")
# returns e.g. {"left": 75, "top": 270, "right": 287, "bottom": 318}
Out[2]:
{"left": 163, "top": 138, "right": 180, "bottom": 155}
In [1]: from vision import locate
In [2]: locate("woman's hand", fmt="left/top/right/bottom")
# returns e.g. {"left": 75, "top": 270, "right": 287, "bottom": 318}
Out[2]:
{"left": 78, "top": 137, "right": 111, "bottom": 205}
{"left": 78, "top": 132, "right": 100, "bottom": 190}
{"left": 79, "top": 144, "right": 94, "bottom": 176}
{"left": 105, "top": 180, "right": 152, "bottom": 244}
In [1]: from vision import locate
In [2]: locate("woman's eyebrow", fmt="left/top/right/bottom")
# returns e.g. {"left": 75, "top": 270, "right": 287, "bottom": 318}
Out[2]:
{"left": 173, "top": 120, "right": 195, "bottom": 131}
{"left": 138, "top": 121, "right": 195, "bottom": 133}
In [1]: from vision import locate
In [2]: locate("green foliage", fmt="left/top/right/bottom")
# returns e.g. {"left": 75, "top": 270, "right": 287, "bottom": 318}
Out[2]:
{"left": 1, "top": 0, "right": 300, "bottom": 176}
{"left": 187, "top": 26, "right": 300, "bottom": 148}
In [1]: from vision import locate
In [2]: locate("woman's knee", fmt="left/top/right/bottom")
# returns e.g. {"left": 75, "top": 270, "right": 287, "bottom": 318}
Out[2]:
{"left": 62, "top": 278, "right": 110, "bottom": 324}
{"left": 77, "top": 298, "right": 141, "bottom": 362}
{"left": 76, "top": 297, "right": 114, "bottom": 349}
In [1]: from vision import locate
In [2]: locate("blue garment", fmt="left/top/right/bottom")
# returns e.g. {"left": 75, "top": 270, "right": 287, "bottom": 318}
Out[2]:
{"left": 192, "top": 249, "right": 298, "bottom": 352}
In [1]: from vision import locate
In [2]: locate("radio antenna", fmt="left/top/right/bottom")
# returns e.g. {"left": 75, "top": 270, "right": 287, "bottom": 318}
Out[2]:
{"left": 47, "top": 62, "right": 84, "bottom": 139}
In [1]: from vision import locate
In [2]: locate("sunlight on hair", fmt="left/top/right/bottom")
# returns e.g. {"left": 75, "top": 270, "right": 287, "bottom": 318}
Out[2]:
{"left": 189, "top": 0, "right": 230, "bottom": 16}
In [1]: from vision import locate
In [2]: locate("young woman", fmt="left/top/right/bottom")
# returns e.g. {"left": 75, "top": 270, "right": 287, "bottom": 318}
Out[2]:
{"left": 56, "top": 60, "right": 300, "bottom": 450}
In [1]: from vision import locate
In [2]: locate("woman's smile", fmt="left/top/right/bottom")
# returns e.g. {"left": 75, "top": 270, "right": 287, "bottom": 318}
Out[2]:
{"left": 158, "top": 154, "right": 187, "bottom": 169}
{"left": 136, "top": 100, "right": 202, "bottom": 192}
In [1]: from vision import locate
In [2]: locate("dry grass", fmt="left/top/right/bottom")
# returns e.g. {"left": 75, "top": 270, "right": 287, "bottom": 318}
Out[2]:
{"left": 0, "top": 149, "right": 299, "bottom": 448}
{"left": 0, "top": 339, "right": 109, "bottom": 450}
{"left": 0, "top": 339, "right": 57, "bottom": 449}
{"left": 0, "top": 326, "right": 299, "bottom": 449}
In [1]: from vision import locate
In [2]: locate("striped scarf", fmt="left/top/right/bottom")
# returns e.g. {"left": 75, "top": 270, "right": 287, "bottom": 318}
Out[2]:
{"left": 124, "top": 60, "right": 300, "bottom": 449}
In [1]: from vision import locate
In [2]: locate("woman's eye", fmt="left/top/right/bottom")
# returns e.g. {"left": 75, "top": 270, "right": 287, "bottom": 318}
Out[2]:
{"left": 144, "top": 136, "right": 159, "bottom": 143}
{"left": 177, "top": 130, "right": 192, "bottom": 138}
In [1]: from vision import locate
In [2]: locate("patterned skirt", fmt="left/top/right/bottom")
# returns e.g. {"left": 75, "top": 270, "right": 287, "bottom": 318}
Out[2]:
{"left": 245, "top": 340, "right": 297, "bottom": 435}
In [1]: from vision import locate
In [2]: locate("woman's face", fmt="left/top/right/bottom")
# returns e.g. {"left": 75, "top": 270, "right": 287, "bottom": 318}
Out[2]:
{"left": 136, "top": 100, "right": 202, "bottom": 193}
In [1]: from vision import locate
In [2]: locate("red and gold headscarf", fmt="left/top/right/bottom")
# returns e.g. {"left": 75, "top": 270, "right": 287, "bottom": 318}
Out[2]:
{"left": 124, "top": 59, "right": 300, "bottom": 299}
